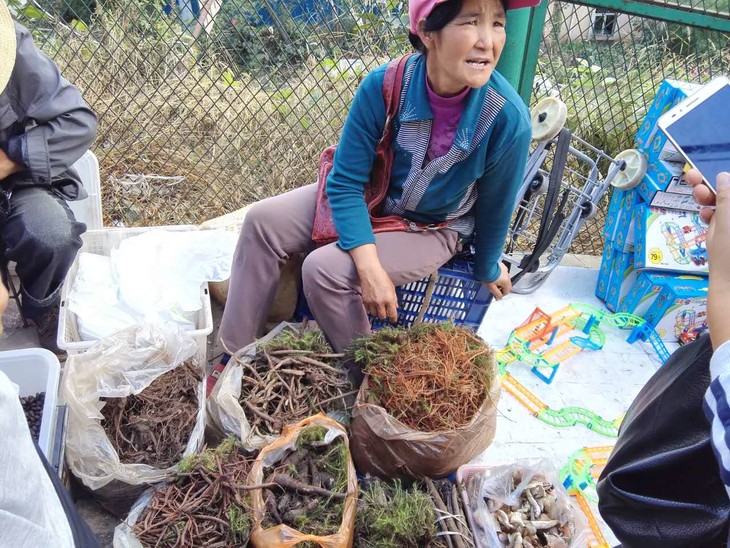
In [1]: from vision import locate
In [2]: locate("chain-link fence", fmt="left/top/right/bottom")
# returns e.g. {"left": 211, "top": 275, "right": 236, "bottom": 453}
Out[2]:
{"left": 10, "top": 0, "right": 730, "bottom": 254}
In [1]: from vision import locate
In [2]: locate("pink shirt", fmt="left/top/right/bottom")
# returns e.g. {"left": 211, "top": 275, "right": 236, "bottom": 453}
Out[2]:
{"left": 425, "top": 78, "right": 469, "bottom": 162}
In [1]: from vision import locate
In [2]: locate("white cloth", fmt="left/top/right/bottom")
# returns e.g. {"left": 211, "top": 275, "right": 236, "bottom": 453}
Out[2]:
{"left": 0, "top": 371, "right": 74, "bottom": 548}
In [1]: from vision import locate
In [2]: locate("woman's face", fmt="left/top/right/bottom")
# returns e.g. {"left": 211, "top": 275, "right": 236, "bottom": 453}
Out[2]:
{"left": 422, "top": 0, "right": 507, "bottom": 96}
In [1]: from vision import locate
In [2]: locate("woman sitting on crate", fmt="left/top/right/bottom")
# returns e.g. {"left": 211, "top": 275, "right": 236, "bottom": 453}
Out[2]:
{"left": 218, "top": 0, "right": 536, "bottom": 357}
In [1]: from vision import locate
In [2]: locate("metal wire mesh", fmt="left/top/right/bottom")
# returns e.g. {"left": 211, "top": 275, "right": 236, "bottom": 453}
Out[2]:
{"left": 10, "top": 0, "right": 730, "bottom": 256}
{"left": 538, "top": 0, "right": 730, "bottom": 253}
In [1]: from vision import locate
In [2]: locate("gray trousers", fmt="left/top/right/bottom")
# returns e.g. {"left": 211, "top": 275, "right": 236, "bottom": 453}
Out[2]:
{"left": 0, "top": 186, "right": 85, "bottom": 309}
{"left": 219, "top": 184, "right": 459, "bottom": 353}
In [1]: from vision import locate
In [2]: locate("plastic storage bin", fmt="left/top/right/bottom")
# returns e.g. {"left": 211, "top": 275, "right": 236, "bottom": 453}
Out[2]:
{"left": 0, "top": 348, "right": 61, "bottom": 461}
{"left": 58, "top": 225, "right": 214, "bottom": 356}
{"left": 296, "top": 257, "right": 493, "bottom": 330}
{"left": 68, "top": 150, "right": 103, "bottom": 230}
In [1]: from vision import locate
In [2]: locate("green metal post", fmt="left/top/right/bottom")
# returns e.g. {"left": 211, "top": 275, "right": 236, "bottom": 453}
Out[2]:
{"left": 496, "top": 0, "right": 550, "bottom": 105}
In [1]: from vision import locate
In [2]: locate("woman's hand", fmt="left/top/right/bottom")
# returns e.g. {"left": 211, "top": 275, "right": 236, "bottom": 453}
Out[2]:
{"left": 687, "top": 169, "right": 730, "bottom": 349}
{"left": 486, "top": 262, "right": 512, "bottom": 300}
{"left": 349, "top": 244, "right": 398, "bottom": 323}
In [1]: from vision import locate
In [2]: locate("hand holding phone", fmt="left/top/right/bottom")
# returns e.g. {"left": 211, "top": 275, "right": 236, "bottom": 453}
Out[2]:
{"left": 658, "top": 76, "right": 730, "bottom": 194}
{"left": 687, "top": 168, "right": 730, "bottom": 348}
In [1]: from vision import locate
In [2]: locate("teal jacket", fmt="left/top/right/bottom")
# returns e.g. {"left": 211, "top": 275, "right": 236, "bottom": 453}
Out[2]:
{"left": 326, "top": 54, "right": 531, "bottom": 283}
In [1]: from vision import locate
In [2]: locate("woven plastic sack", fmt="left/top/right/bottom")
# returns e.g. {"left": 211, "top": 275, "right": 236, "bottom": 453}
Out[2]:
{"left": 112, "top": 487, "right": 157, "bottom": 548}
{"left": 463, "top": 459, "right": 588, "bottom": 548}
{"left": 349, "top": 359, "right": 500, "bottom": 480}
{"left": 63, "top": 324, "right": 206, "bottom": 517}
{"left": 249, "top": 414, "right": 358, "bottom": 548}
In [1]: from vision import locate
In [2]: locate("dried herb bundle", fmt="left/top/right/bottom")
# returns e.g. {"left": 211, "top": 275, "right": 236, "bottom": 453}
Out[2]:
{"left": 425, "top": 478, "right": 475, "bottom": 548}
{"left": 262, "top": 426, "right": 349, "bottom": 537}
{"left": 101, "top": 360, "right": 201, "bottom": 467}
{"left": 352, "top": 324, "right": 495, "bottom": 432}
{"left": 132, "top": 439, "right": 254, "bottom": 547}
{"left": 238, "top": 330, "right": 353, "bottom": 438}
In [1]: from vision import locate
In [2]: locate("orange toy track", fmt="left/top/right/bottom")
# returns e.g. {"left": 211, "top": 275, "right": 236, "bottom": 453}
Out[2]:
{"left": 501, "top": 373, "right": 547, "bottom": 416}
{"left": 574, "top": 491, "right": 610, "bottom": 548}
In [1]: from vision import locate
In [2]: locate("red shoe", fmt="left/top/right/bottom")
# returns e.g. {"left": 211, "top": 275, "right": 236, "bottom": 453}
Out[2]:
{"left": 206, "top": 361, "right": 228, "bottom": 397}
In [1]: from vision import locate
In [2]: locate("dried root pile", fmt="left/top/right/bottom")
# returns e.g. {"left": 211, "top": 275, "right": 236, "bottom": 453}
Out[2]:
{"left": 355, "top": 479, "right": 437, "bottom": 548}
{"left": 239, "top": 330, "right": 353, "bottom": 438}
{"left": 472, "top": 472, "right": 577, "bottom": 548}
{"left": 262, "top": 426, "right": 348, "bottom": 537}
{"left": 425, "top": 478, "right": 475, "bottom": 548}
{"left": 352, "top": 324, "right": 495, "bottom": 431}
{"left": 101, "top": 360, "right": 201, "bottom": 467}
{"left": 132, "top": 439, "right": 253, "bottom": 547}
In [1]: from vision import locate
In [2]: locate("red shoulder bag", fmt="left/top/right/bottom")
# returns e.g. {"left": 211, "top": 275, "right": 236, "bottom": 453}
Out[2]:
{"left": 312, "top": 54, "right": 443, "bottom": 246}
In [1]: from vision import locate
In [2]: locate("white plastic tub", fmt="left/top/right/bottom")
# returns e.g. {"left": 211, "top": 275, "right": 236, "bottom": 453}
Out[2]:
{"left": 0, "top": 348, "right": 61, "bottom": 460}
{"left": 58, "top": 225, "right": 214, "bottom": 357}
{"left": 69, "top": 150, "right": 103, "bottom": 230}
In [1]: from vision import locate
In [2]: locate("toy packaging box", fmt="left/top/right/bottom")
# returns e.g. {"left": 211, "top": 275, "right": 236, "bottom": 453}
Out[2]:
{"left": 610, "top": 189, "right": 640, "bottom": 252}
{"left": 634, "top": 204, "right": 709, "bottom": 274}
{"left": 605, "top": 250, "right": 635, "bottom": 312}
{"left": 595, "top": 245, "right": 614, "bottom": 301}
{"left": 602, "top": 190, "right": 624, "bottom": 240}
{"left": 636, "top": 158, "right": 685, "bottom": 204}
{"left": 651, "top": 191, "right": 701, "bottom": 213}
{"left": 618, "top": 271, "right": 706, "bottom": 317}
{"left": 644, "top": 281, "right": 708, "bottom": 342}
{"left": 635, "top": 80, "right": 702, "bottom": 151}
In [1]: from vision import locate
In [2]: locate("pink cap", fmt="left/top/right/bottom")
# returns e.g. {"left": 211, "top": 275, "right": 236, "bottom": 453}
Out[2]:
{"left": 409, "top": 0, "right": 541, "bottom": 34}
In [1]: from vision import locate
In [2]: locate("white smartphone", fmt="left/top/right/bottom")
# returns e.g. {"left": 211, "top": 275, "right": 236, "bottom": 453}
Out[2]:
{"left": 658, "top": 75, "right": 730, "bottom": 194}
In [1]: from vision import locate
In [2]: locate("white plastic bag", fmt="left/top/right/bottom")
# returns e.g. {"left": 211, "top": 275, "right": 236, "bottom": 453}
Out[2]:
{"left": 69, "top": 228, "right": 238, "bottom": 340}
{"left": 208, "top": 322, "right": 302, "bottom": 451}
{"left": 63, "top": 324, "right": 206, "bottom": 494}
{"left": 112, "top": 488, "right": 156, "bottom": 548}
{"left": 465, "top": 459, "right": 588, "bottom": 548}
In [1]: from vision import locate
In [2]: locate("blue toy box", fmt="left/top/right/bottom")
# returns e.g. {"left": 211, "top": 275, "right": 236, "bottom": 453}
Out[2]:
{"left": 618, "top": 271, "right": 706, "bottom": 317}
{"left": 644, "top": 281, "right": 708, "bottom": 342}
{"left": 602, "top": 190, "right": 624, "bottom": 240}
{"left": 634, "top": 204, "right": 709, "bottom": 274}
{"left": 595, "top": 245, "right": 614, "bottom": 301}
{"left": 635, "top": 80, "right": 702, "bottom": 152}
{"left": 605, "top": 250, "right": 635, "bottom": 312}
{"left": 610, "top": 190, "right": 640, "bottom": 253}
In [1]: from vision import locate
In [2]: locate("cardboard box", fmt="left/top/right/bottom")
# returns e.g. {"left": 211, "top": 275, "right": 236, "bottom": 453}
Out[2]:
{"left": 646, "top": 157, "right": 684, "bottom": 191}
{"left": 644, "top": 281, "right": 708, "bottom": 342}
{"left": 635, "top": 80, "right": 702, "bottom": 152}
{"left": 618, "top": 271, "right": 706, "bottom": 317}
{"left": 605, "top": 250, "right": 635, "bottom": 312}
{"left": 634, "top": 204, "right": 709, "bottom": 274}
{"left": 602, "top": 189, "right": 624, "bottom": 240}
{"left": 611, "top": 190, "right": 640, "bottom": 252}
{"left": 595, "top": 245, "right": 614, "bottom": 301}
{"left": 650, "top": 191, "right": 702, "bottom": 213}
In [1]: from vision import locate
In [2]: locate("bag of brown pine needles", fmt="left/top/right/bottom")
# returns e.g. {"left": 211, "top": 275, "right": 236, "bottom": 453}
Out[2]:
{"left": 64, "top": 325, "right": 207, "bottom": 517}
{"left": 348, "top": 323, "right": 500, "bottom": 480}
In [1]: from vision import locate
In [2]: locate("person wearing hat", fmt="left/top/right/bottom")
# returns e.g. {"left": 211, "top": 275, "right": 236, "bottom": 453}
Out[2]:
{"left": 0, "top": 2, "right": 97, "bottom": 354}
{"left": 216, "top": 0, "right": 539, "bottom": 363}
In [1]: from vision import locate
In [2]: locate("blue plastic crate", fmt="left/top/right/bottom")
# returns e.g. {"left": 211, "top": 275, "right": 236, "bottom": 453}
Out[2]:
{"left": 296, "top": 258, "right": 492, "bottom": 331}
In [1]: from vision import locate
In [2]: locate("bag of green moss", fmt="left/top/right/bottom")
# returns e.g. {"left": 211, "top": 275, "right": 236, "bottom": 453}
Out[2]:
{"left": 355, "top": 478, "right": 475, "bottom": 547}
{"left": 349, "top": 324, "right": 500, "bottom": 479}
